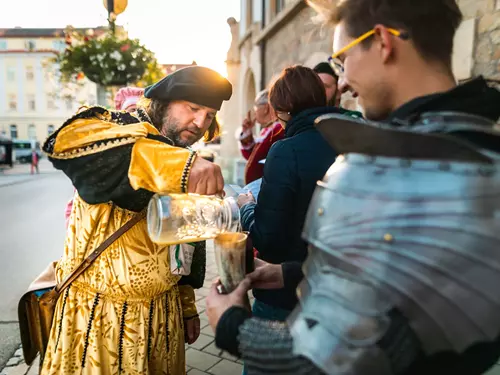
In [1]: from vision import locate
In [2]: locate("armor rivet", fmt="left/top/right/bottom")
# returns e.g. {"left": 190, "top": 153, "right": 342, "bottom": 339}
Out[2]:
{"left": 317, "top": 208, "right": 325, "bottom": 216}
{"left": 384, "top": 233, "right": 394, "bottom": 243}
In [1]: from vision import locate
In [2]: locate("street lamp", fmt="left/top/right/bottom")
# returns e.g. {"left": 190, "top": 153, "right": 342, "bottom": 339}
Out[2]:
{"left": 103, "top": 0, "right": 128, "bottom": 34}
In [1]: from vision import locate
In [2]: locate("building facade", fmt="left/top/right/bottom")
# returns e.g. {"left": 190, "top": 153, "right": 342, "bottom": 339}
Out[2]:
{"left": 0, "top": 28, "right": 99, "bottom": 145}
{"left": 218, "top": 0, "right": 500, "bottom": 184}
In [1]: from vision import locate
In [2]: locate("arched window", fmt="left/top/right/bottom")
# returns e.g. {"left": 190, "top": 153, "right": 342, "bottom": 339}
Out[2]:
{"left": 9, "top": 124, "right": 17, "bottom": 139}
{"left": 28, "top": 124, "right": 36, "bottom": 140}
{"left": 47, "top": 124, "right": 55, "bottom": 135}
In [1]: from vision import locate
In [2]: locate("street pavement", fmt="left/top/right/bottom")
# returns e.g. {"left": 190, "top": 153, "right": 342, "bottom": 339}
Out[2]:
{"left": 0, "top": 160, "right": 243, "bottom": 374}
{"left": 0, "top": 160, "right": 72, "bottom": 370}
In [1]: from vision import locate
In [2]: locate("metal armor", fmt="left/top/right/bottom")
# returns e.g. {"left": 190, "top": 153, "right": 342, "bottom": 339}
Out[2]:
{"left": 288, "top": 112, "right": 500, "bottom": 375}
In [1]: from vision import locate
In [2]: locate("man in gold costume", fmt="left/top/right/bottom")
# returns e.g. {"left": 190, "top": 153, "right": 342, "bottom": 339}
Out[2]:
{"left": 40, "top": 66, "right": 232, "bottom": 374}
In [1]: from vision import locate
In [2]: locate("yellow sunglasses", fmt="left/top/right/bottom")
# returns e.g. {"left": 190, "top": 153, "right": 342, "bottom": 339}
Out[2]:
{"left": 328, "top": 28, "right": 409, "bottom": 77}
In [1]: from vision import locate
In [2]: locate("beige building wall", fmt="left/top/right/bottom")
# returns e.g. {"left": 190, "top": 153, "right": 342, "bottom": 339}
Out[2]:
{"left": 0, "top": 30, "right": 98, "bottom": 149}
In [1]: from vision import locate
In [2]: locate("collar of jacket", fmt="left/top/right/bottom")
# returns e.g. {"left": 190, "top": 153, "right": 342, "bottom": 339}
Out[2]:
{"left": 285, "top": 107, "right": 344, "bottom": 138}
{"left": 387, "top": 76, "right": 500, "bottom": 125}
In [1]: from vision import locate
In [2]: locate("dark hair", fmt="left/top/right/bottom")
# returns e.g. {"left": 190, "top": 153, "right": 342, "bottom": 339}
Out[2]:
{"left": 142, "top": 98, "right": 220, "bottom": 142}
{"left": 269, "top": 65, "right": 327, "bottom": 116}
{"left": 308, "top": 0, "right": 462, "bottom": 68}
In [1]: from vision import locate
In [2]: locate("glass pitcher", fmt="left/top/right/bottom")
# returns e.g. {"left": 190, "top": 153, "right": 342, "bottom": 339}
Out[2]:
{"left": 147, "top": 193, "right": 241, "bottom": 245}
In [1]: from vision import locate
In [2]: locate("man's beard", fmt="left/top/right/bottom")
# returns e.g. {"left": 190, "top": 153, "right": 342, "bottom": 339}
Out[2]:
{"left": 160, "top": 112, "right": 202, "bottom": 148}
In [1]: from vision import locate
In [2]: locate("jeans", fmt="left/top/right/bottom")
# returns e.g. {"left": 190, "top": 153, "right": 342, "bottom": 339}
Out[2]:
{"left": 242, "top": 299, "right": 292, "bottom": 375}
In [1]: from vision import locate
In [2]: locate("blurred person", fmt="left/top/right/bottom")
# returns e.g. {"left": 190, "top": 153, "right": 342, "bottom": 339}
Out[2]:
{"left": 313, "top": 61, "right": 341, "bottom": 106}
{"left": 114, "top": 86, "right": 145, "bottom": 112}
{"left": 41, "top": 66, "right": 231, "bottom": 375}
{"left": 30, "top": 148, "right": 39, "bottom": 175}
{"left": 239, "top": 90, "right": 284, "bottom": 184}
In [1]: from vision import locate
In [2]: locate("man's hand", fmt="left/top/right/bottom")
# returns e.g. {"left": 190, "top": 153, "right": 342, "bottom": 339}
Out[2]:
{"left": 188, "top": 157, "right": 224, "bottom": 196}
{"left": 206, "top": 278, "right": 252, "bottom": 332}
{"left": 247, "top": 258, "right": 284, "bottom": 289}
{"left": 237, "top": 191, "right": 255, "bottom": 208}
{"left": 184, "top": 316, "right": 201, "bottom": 344}
{"left": 242, "top": 110, "right": 256, "bottom": 131}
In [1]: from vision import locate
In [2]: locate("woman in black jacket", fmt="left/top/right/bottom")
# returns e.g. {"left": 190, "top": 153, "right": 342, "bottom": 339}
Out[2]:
{"left": 235, "top": 65, "right": 341, "bottom": 322}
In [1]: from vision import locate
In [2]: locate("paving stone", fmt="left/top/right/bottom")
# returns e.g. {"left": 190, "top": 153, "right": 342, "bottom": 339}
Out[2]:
{"left": 188, "top": 369, "right": 210, "bottom": 375}
{"left": 189, "top": 333, "right": 214, "bottom": 350}
{"left": 5, "top": 357, "right": 22, "bottom": 367}
{"left": 208, "top": 359, "right": 243, "bottom": 375}
{"left": 0, "top": 362, "right": 29, "bottom": 375}
{"left": 185, "top": 348, "right": 221, "bottom": 371}
{"left": 202, "top": 342, "right": 240, "bottom": 363}
{"left": 13, "top": 349, "right": 22, "bottom": 358}
{"left": 200, "top": 325, "right": 215, "bottom": 337}
{"left": 195, "top": 287, "right": 210, "bottom": 297}
{"left": 26, "top": 360, "right": 40, "bottom": 375}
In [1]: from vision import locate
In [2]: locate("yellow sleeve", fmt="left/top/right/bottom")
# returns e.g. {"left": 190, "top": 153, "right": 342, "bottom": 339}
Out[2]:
{"left": 178, "top": 284, "right": 198, "bottom": 319}
{"left": 128, "top": 138, "right": 193, "bottom": 194}
{"left": 51, "top": 117, "right": 160, "bottom": 155}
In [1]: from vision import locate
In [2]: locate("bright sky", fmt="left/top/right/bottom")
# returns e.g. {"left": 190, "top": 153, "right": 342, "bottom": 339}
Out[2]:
{"left": 0, "top": 0, "right": 240, "bottom": 77}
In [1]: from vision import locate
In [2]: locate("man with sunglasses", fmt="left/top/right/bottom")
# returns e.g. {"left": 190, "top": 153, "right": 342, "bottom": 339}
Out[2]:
{"left": 205, "top": 1, "right": 500, "bottom": 375}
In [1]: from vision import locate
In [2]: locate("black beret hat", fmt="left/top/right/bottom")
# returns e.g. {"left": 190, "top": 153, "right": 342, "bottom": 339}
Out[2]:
{"left": 313, "top": 62, "right": 338, "bottom": 79}
{"left": 144, "top": 66, "right": 232, "bottom": 110}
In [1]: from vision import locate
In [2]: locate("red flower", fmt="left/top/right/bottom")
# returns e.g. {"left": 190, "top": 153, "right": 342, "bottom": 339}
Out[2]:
{"left": 84, "top": 36, "right": 89, "bottom": 42}
{"left": 120, "top": 44, "right": 130, "bottom": 52}
{"left": 77, "top": 72, "right": 85, "bottom": 81}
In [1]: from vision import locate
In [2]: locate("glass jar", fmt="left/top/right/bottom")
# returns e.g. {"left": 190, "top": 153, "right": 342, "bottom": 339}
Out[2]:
{"left": 147, "top": 193, "right": 241, "bottom": 245}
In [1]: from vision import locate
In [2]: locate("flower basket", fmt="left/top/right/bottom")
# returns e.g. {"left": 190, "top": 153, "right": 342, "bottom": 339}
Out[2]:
{"left": 55, "top": 27, "right": 157, "bottom": 87}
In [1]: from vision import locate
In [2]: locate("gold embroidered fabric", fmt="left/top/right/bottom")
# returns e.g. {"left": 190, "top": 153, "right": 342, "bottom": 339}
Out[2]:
{"left": 51, "top": 118, "right": 160, "bottom": 156}
{"left": 128, "top": 138, "right": 191, "bottom": 194}
{"left": 41, "top": 195, "right": 197, "bottom": 374}
{"left": 177, "top": 285, "right": 197, "bottom": 319}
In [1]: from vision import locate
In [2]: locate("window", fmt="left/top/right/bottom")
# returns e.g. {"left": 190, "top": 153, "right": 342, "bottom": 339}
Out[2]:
{"left": 275, "top": 0, "right": 294, "bottom": 14}
{"left": 52, "top": 40, "right": 65, "bottom": 52}
{"left": 0, "top": 40, "right": 7, "bottom": 50}
{"left": 47, "top": 99, "right": 56, "bottom": 110}
{"left": 239, "top": 0, "right": 253, "bottom": 37}
{"left": 65, "top": 98, "right": 72, "bottom": 111}
{"left": 8, "top": 94, "right": 17, "bottom": 110}
{"left": 28, "top": 124, "right": 36, "bottom": 140}
{"left": 7, "top": 67, "right": 15, "bottom": 82}
{"left": 25, "top": 40, "right": 36, "bottom": 50}
{"left": 28, "top": 95, "right": 36, "bottom": 111}
{"left": 26, "top": 66, "right": 34, "bottom": 81}
{"left": 47, "top": 124, "right": 55, "bottom": 135}
{"left": 10, "top": 124, "right": 18, "bottom": 139}
{"left": 252, "top": 0, "right": 263, "bottom": 24}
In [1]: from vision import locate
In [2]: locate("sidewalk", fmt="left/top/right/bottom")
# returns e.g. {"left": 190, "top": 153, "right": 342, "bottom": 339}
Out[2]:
{"left": 0, "top": 159, "right": 56, "bottom": 188}
{"left": 0, "top": 241, "right": 243, "bottom": 375}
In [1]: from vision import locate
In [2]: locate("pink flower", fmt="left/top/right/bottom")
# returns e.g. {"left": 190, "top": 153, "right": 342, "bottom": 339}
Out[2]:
{"left": 120, "top": 44, "right": 130, "bottom": 52}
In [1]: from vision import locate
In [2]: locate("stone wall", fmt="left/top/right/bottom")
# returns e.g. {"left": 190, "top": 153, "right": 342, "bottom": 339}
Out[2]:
{"left": 264, "top": 7, "right": 334, "bottom": 85}
{"left": 458, "top": 0, "right": 500, "bottom": 79}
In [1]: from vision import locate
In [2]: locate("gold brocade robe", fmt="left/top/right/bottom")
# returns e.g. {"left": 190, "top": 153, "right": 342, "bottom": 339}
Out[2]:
{"left": 40, "top": 107, "right": 198, "bottom": 374}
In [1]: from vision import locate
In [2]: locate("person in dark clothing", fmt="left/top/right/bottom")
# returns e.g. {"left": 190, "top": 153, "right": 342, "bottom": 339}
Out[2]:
{"left": 235, "top": 65, "right": 340, "bottom": 318}
{"left": 313, "top": 61, "right": 341, "bottom": 106}
{"left": 205, "top": 1, "right": 500, "bottom": 375}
